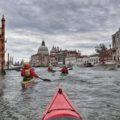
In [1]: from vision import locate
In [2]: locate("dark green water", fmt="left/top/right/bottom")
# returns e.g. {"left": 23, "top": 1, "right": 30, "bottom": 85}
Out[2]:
{"left": 0, "top": 67, "right": 120, "bottom": 120}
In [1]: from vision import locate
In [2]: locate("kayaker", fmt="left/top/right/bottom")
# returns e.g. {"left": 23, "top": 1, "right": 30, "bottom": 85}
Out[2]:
{"left": 61, "top": 65, "right": 68, "bottom": 74}
{"left": 21, "top": 63, "right": 39, "bottom": 81}
{"left": 48, "top": 64, "right": 53, "bottom": 72}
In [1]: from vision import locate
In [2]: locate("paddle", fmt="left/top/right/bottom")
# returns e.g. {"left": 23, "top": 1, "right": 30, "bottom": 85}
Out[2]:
{"left": 39, "top": 77, "right": 51, "bottom": 82}
{"left": 51, "top": 70, "right": 57, "bottom": 73}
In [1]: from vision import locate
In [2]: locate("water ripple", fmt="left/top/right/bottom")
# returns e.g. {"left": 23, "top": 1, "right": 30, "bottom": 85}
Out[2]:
{"left": 0, "top": 67, "right": 120, "bottom": 120}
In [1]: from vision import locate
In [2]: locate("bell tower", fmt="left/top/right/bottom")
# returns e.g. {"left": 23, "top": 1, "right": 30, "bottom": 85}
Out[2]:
{"left": 2, "top": 15, "right": 5, "bottom": 37}
{"left": 0, "top": 15, "right": 6, "bottom": 75}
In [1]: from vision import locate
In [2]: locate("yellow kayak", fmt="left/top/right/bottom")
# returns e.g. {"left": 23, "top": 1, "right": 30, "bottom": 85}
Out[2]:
{"left": 21, "top": 79, "right": 35, "bottom": 89}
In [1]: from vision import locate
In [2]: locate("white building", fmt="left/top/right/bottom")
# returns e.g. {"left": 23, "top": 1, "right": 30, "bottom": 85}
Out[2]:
{"left": 77, "top": 56, "right": 99, "bottom": 67}
{"left": 65, "top": 50, "right": 81, "bottom": 66}
{"left": 65, "top": 57, "right": 77, "bottom": 66}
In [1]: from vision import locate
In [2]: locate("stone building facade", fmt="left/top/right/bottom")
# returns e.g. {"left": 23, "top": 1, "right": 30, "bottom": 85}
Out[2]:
{"left": 30, "top": 41, "right": 49, "bottom": 67}
{"left": 50, "top": 46, "right": 81, "bottom": 66}
{"left": 65, "top": 50, "right": 81, "bottom": 66}
{"left": 112, "top": 28, "right": 120, "bottom": 63}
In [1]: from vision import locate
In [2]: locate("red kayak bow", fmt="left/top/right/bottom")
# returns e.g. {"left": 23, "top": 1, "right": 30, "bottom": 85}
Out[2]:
{"left": 42, "top": 88, "right": 83, "bottom": 120}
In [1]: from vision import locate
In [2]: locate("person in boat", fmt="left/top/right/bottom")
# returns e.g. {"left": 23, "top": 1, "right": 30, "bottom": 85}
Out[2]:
{"left": 61, "top": 65, "right": 68, "bottom": 74}
{"left": 21, "top": 63, "right": 39, "bottom": 81}
{"left": 48, "top": 64, "right": 53, "bottom": 72}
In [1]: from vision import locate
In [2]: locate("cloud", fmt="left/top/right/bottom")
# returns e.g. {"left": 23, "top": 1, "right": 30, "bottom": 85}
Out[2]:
{"left": 0, "top": 0, "right": 120, "bottom": 61}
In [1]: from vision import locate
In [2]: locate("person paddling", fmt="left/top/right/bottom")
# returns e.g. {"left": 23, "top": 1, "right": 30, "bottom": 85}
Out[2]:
{"left": 21, "top": 63, "right": 39, "bottom": 81}
{"left": 61, "top": 65, "right": 68, "bottom": 74}
{"left": 48, "top": 64, "right": 53, "bottom": 72}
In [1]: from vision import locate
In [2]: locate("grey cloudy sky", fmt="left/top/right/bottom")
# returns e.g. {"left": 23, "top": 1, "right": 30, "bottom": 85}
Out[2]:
{"left": 0, "top": 0, "right": 120, "bottom": 61}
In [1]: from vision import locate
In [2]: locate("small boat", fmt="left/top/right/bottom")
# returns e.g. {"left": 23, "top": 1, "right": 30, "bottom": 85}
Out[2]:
{"left": 68, "top": 67, "right": 73, "bottom": 70}
{"left": 48, "top": 69, "right": 56, "bottom": 73}
{"left": 84, "top": 63, "right": 93, "bottom": 67}
{"left": 42, "top": 88, "right": 83, "bottom": 120}
{"left": 61, "top": 72, "right": 68, "bottom": 75}
{"left": 61, "top": 70, "right": 69, "bottom": 74}
{"left": 21, "top": 79, "right": 34, "bottom": 89}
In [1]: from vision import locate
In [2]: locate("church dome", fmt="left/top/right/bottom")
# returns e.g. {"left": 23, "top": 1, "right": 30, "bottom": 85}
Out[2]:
{"left": 38, "top": 41, "right": 49, "bottom": 55}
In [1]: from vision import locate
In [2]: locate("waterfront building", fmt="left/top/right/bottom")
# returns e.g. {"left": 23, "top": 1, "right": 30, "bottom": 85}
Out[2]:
{"left": 88, "top": 55, "right": 100, "bottom": 65}
{"left": 65, "top": 50, "right": 81, "bottom": 66}
{"left": 50, "top": 46, "right": 81, "bottom": 66}
{"left": 50, "top": 46, "right": 65, "bottom": 66}
{"left": 0, "top": 15, "right": 5, "bottom": 74}
{"left": 30, "top": 41, "right": 49, "bottom": 67}
{"left": 49, "top": 54, "right": 58, "bottom": 66}
{"left": 76, "top": 55, "right": 99, "bottom": 67}
{"left": 49, "top": 46, "right": 59, "bottom": 66}
{"left": 112, "top": 28, "right": 120, "bottom": 63}
{"left": 99, "top": 49, "right": 113, "bottom": 64}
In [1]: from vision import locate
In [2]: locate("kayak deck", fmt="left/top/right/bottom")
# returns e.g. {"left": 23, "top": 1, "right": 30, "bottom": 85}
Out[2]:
{"left": 42, "top": 88, "right": 83, "bottom": 120}
{"left": 21, "top": 79, "right": 34, "bottom": 89}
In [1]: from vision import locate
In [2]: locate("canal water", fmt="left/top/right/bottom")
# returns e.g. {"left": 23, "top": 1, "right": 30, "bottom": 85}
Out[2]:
{"left": 0, "top": 67, "right": 120, "bottom": 120}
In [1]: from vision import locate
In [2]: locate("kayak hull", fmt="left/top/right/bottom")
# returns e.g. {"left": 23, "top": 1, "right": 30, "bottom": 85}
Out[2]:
{"left": 61, "top": 73, "right": 68, "bottom": 75}
{"left": 43, "top": 110, "right": 81, "bottom": 120}
{"left": 42, "top": 88, "right": 83, "bottom": 120}
{"left": 21, "top": 79, "right": 34, "bottom": 89}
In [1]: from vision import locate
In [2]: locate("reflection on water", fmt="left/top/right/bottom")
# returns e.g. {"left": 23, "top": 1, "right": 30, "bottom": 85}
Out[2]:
{"left": 0, "top": 67, "right": 120, "bottom": 120}
{"left": 0, "top": 75, "right": 5, "bottom": 95}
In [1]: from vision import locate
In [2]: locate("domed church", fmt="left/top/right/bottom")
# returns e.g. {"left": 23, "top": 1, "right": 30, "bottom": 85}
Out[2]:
{"left": 30, "top": 41, "right": 49, "bottom": 67}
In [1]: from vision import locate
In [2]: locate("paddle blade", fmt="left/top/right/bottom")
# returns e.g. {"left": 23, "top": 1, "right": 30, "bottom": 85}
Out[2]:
{"left": 39, "top": 77, "right": 51, "bottom": 82}
{"left": 43, "top": 79, "right": 51, "bottom": 82}
{"left": 52, "top": 70, "right": 56, "bottom": 73}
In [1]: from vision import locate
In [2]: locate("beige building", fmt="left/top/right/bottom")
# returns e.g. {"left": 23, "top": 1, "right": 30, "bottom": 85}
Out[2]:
{"left": 65, "top": 50, "right": 81, "bottom": 66}
{"left": 30, "top": 41, "right": 49, "bottom": 67}
{"left": 50, "top": 46, "right": 81, "bottom": 66}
